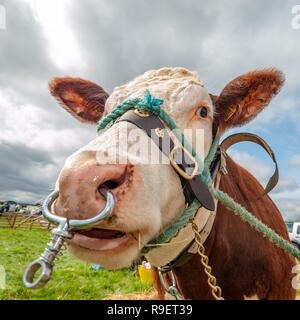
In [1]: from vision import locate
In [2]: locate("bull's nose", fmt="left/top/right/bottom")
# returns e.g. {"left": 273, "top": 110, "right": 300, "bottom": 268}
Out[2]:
{"left": 54, "top": 164, "right": 128, "bottom": 219}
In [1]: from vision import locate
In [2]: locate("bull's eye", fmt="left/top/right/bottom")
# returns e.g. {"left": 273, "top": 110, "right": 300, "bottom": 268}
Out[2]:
{"left": 196, "top": 106, "right": 208, "bottom": 118}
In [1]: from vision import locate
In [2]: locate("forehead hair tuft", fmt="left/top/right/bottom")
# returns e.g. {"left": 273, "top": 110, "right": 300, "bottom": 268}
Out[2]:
{"left": 104, "top": 68, "right": 209, "bottom": 120}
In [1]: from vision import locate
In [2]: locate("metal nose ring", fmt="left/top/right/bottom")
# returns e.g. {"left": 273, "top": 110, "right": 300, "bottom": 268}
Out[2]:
{"left": 42, "top": 188, "right": 115, "bottom": 229}
{"left": 23, "top": 188, "right": 115, "bottom": 289}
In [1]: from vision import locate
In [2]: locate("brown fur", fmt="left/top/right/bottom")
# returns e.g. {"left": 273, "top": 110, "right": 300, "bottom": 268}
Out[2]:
{"left": 214, "top": 69, "right": 284, "bottom": 134}
{"left": 152, "top": 156, "right": 296, "bottom": 300}
{"left": 49, "top": 77, "right": 109, "bottom": 123}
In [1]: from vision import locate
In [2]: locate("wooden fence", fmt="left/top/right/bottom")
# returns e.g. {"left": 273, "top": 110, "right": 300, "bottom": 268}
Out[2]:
{"left": 0, "top": 212, "right": 54, "bottom": 231}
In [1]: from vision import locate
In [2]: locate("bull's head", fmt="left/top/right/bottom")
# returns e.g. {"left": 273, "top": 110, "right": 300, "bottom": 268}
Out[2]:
{"left": 49, "top": 68, "right": 283, "bottom": 269}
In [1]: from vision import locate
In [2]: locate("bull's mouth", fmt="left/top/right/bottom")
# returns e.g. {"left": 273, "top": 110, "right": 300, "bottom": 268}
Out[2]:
{"left": 68, "top": 228, "right": 136, "bottom": 251}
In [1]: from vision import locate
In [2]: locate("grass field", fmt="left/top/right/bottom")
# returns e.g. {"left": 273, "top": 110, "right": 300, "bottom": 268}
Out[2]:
{"left": 0, "top": 228, "right": 299, "bottom": 300}
{"left": 0, "top": 229, "right": 153, "bottom": 300}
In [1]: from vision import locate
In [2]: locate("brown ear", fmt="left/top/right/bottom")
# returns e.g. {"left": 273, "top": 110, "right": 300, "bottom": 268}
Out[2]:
{"left": 213, "top": 69, "right": 284, "bottom": 134}
{"left": 49, "top": 77, "right": 109, "bottom": 123}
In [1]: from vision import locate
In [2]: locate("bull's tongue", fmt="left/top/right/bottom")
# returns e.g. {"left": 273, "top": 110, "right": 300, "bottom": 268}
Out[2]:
{"left": 76, "top": 228, "right": 125, "bottom": 239}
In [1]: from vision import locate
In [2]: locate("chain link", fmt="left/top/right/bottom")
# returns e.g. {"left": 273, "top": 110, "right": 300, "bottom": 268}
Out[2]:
{"left": 191, "top": 222, "right": 224, "bottom": 300}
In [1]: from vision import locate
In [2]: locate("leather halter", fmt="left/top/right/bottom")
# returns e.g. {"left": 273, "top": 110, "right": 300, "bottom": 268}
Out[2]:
{"left": 118, "top": 109, "right": 220, "bottom": 211}
{"left": 116, "top": 109, "right": 222, "bottom": 271}
{"left": 116, "top": 109, "right": 281, "bottom": 271}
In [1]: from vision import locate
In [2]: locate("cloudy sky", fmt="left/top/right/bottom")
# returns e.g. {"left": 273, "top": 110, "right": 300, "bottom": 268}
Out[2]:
{"left": 0, "top": 0, "right": 299, "bottom": 221}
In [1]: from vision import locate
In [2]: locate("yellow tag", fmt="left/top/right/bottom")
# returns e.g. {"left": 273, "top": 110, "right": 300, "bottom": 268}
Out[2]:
{"left": 224, "top": 104, "right": 237, "bottom": 122}
{"left": 94, "top": 105, "right": 102, "bottom": 114}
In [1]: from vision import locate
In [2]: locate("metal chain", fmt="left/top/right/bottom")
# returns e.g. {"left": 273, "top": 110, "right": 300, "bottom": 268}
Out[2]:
{"left": 191, "top": 222, "right": 224, "bottom": 300}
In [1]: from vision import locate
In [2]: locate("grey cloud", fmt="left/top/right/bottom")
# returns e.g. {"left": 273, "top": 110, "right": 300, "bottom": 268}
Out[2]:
{"left": 0, "top": 1, "right": 56, "bottom": 104}
{"left": 290, "top": 155, "right": 300, "bottom": 168}
{"left": 271, "top": 177, "right": 299, "bottom": 194}
{"left": 64, "top": 0, "right": 300, "bottom": 102}
{"left": 67, "top": 0, "right": 224, "bottom": 91}
{"left": 0, "top": 140, "right": 54, "bottom": 166}
{"left": 276, "top": 199, "right": 300, "bottom": 222}
{"left": 0, "top": 0, "right": 300, "bottom": 205}
{"left": 0, "top": 141, "right": 58, "bottom": 200}
{"left": 0, "top": 0, "right": 89, "bottom": 131}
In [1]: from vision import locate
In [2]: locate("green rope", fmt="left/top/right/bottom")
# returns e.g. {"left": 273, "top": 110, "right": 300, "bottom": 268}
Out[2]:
{"left": 97, "top": 90, "right": 300, "bottom": 261}
{"left": 141, "top": 200, "right": 200, "bottom": 254}
{"left": 213, "top": 188, "right": 300, "bottom": 260}
{"left": 97, "top": 98, "right": 141, "bottom": 133}
{"left": 204, "top": 171, "right": 300, "bottom": 261}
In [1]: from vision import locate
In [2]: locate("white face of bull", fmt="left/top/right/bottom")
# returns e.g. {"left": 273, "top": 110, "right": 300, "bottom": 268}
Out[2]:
{"left": 50, "top": 67, "right": 283, "bottom": 269}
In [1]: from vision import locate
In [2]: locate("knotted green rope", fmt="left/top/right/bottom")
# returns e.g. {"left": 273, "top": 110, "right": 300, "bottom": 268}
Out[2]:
{"left": 97, "top": 91, "right": 300, "bottom": 261}
{"left": 141, "top": 200, "right": 200, "bottom": 254}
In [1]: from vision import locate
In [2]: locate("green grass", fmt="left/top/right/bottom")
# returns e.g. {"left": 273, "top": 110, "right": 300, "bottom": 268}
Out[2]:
{"left": 0, "top": 228, "right": 299, "bottom": 300}
{"left": 0, "top": 228, "right": 153, "bottom": 300}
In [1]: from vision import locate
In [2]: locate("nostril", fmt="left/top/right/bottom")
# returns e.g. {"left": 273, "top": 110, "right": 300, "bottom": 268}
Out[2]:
{"left": 100, "top": 180, "right": 120, "bottom": 190}
{"left": 98, "top": 168, "right": 127, "bottom": 192}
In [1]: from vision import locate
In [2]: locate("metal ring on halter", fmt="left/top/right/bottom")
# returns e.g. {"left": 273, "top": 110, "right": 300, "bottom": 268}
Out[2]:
{"left": 158, "top": 267, "right": 184, "bottom": 300}
{"left": 42, "top": 188, "right": 115, "bottom": 229}
{"left": 23, "top": 259, "right": 52, "bottom": 289}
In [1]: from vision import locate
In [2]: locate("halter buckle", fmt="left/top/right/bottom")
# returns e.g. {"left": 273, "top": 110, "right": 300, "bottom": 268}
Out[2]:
{"left": 155, "top": 127, "right": 165, "bottom": 138}
{"left": 170, "top": 146, "right": 198, "bottom": 180}
{"left": 134, "top": 109, "right": 152, "bottom": 117}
